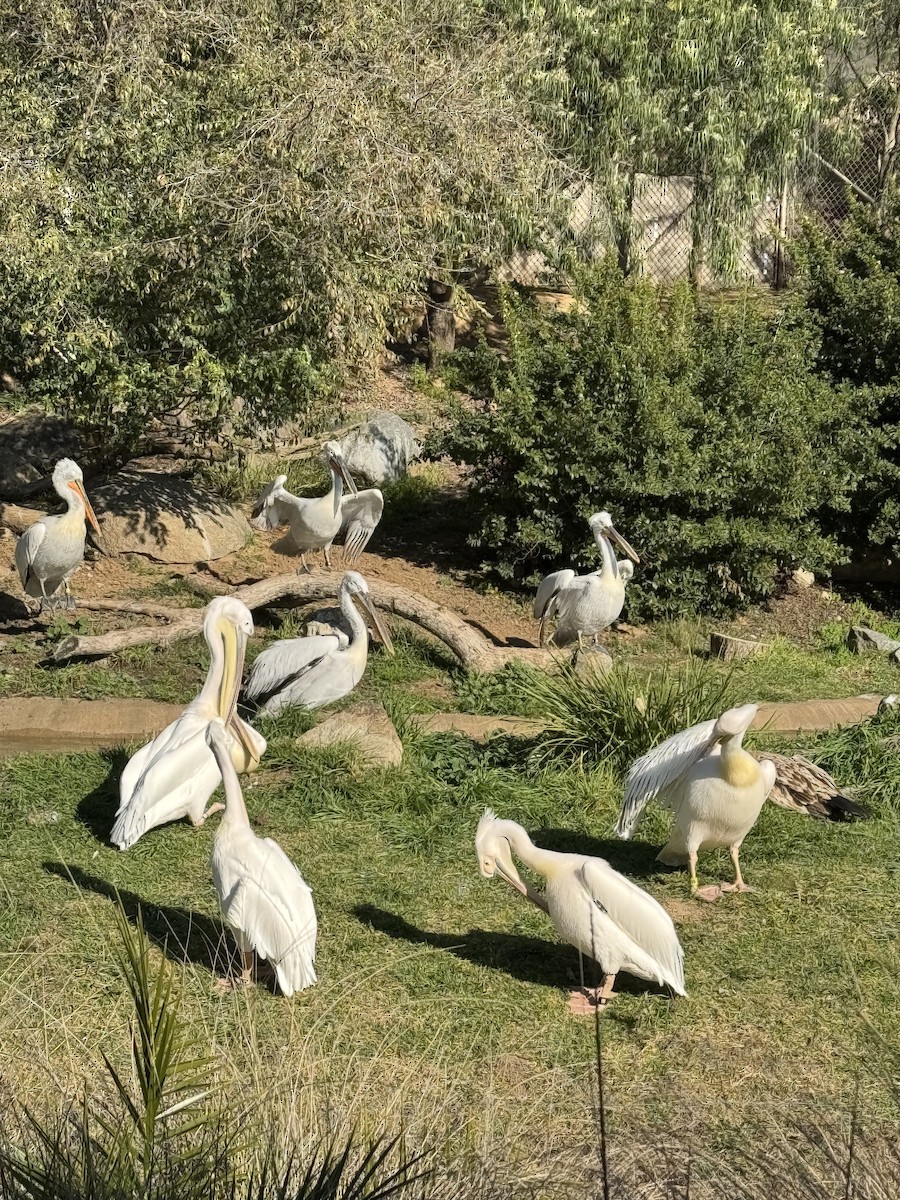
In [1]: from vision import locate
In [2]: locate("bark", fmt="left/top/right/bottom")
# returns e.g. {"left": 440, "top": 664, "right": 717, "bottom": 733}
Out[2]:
{"left": 425, "top": 278, "right": 456, "bottom": 372}
{"left": 52, "top": 573, "right": 559, "bottom": 674}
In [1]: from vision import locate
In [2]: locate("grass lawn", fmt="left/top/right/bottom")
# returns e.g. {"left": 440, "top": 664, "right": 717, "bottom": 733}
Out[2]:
{"left": 1, "top": 590, "right": 900, "bottom": 1187}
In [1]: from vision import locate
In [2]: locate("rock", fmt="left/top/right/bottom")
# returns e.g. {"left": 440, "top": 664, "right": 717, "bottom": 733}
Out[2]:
{"left": 409, "top": 714, "right": 549, "bottom": 740}
{"left": 335, "top": 413, "right": 421, "bottom": 485}
{"left": 572, "top": 644, "right": 613, "bottom": 679}
{"left": 298, "top": 702, "right": 403, "bottom": 767}
{"left": 0, "top": 407, "right": 99, "bottom": 499}
{"left": 303, "top": 606, "right": 353, "bottom": 642}
{"left": 791, "top": 568, "right": 815, "bottom": 590}
{"left": 90, "top": 471, "right": 251, "bottom": 564}
{"left": 846, "top": 626, "right": 900, "bottom": 655}
{"left": 0, "top": 698, "right": 182, "bottom": 756}
{"left": 710, "top": 632, "right": 771, "bottom": 662}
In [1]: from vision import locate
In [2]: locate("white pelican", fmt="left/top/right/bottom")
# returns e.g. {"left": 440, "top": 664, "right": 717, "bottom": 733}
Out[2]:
{"left": 15, "top": 458, "right": 102, "bottom": 611}
{"left": 110, "top": 597, "right": 266, "bottom": 850}
{"left": 206, "top": 718, "right": 317, "bottom": 995}
{"left": 476, "top": 810, "right": 685, "bottom": 1014}
{"left": 615, "top": 703, "right": 775, "bottom": 901}
{"left": 533, "top": 511, "right": 639, "bottom": 647}
{"left": 243, "top": 571, "right": 394, "bottom": 715}
{"left": 251, "top": 442, "right": 384, "bottom": 570}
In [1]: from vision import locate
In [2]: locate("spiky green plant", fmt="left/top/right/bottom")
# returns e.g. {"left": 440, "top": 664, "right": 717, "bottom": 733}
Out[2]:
{"left": 524, "top": 659, "right": 737, "bottom": 773}
{"left": 801, "top": 703, "right": 900, "bottom": 817}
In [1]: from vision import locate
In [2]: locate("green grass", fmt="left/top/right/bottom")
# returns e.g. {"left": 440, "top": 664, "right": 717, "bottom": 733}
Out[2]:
{"left": 2, "top": 606, "right": 900, "bottom": 1183}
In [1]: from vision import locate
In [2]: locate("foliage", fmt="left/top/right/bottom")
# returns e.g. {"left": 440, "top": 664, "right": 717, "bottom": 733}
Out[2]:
{"left": 0, "top": 0, "right": 557, "bottom": 452}
{"left": 523, "top": 659, "right": 736, "bottom": 773}
{"left": 790, "top": 198, "right": 900, "bottom": 554}
{"left": 517, "top": 0, "right": 848, "bottom": 278}
{"left": 0, "top": 904, "right": 429, "bottom": 1200}
{"left": 433, "top": 269, "right": 864, "bottom": 618}
{"left": 804, "top": 700, "right": 900, "bottom": 814}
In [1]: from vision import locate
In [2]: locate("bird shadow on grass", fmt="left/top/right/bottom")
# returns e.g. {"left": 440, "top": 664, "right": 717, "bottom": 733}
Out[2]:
{"left": 533, "top": 827, "right": 667, "bottom": 881}
{"left": 42, "top": 861, "right": 243, "bottom": 981}
{"left": 74, "top": 750, "right": 130, "bottom": 843}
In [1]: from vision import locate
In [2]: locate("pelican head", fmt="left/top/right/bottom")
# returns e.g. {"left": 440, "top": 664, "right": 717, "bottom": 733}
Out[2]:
{"left": 712, "top": 702, "right": 758, "bottom": 743}
{"left": 342, "top": 571, "right": 395, "bottom": 656}
{"left": 203, "top": 596, "right": 260, "bottom": 767}
{"left": 53, "top": 458, "right": 101, "bottom": 537}
{"left": 589, "top": 510, "right": 640, "bottom": 564}
{"left": 323, "top": 440, "right": 358, "bottom": 498}
{"left": 475, "top": 809, "right": 527, "bottom": 896}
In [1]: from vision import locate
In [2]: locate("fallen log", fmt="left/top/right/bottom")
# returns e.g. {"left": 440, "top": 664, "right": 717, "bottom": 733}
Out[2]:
{"left": 53, "top": 573, "right": 557, "bottom": 674}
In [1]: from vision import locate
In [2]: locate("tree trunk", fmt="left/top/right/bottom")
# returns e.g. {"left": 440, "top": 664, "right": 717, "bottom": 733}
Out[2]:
{"left": 773, "top": 176, "right": 790, "bottom": 290}
{"left": 425, "top": 278, "right": 456, "bottom": 372}
{"left": 53, "top": 574, "right": 559, "bottom": 674}
{"left": 615, "top": 171, "right": 637, "bottom": 276}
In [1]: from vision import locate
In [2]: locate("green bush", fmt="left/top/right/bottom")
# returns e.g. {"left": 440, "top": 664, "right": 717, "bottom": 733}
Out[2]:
{"left": 431, "top": 266, "right": 864, "bottom": 619}
{"left": 792, "top": 202, "right": 900, "bottom": 550}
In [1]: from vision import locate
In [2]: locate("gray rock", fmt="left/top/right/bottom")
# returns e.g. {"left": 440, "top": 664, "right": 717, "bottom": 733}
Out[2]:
{"left": 791, "top": 568, "right": 816, "bottom": 590}
{"left": 336, "top": 413, "right": 421, "bottom": 485}
{"left": 90, "top": 471, "right": 251, "bottom": 563}
{"left": 298, "top": 701, "right": 403, "bottom": 768}
{"left": 303, "top": 606, "right": 353, "bottom": 642}
{"left": 0, "top": 408, "right": 98, "bottom": 499}
{"left": 847, "top": 626, "right": 900, "bottom": 655}
{"left": 572, "top": 644, "right": 614, "bottom": 679}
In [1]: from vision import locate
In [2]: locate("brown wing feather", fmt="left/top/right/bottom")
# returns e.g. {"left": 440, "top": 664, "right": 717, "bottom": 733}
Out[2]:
{"left": 753, "top": 751, "right": 869, "bottom": 821}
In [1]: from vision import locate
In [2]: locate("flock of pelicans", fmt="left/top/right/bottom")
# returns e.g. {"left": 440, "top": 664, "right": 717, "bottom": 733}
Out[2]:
{"left": 9, "top": 451, "right": 871, "bottom": 1011}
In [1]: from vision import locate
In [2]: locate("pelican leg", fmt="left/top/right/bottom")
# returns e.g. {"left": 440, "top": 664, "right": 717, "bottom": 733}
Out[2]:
{"left": 577, "top": 631, "right": 585, "bottom": 651}
{"left": 689, "top": 849, "right": 723, "bottom": 902}
{"left": 323, "top": 543, "right": 333, "bottom": 570}
{"left": 719, "top": 843, "right": 754, "bottom": 894}
{"left": 297, "top": 553, "right": 310, "bottom": 574}
{"left": 538, "top": 615, "right": 550, "bottom": 647}
{"left": 63, "top": 581, "right": 76, "bottom": 611}
{"left": 240, "top": 949, "right": 254, "bottom": 985}
{"left": 190, "top": 802, "right": 225, "bottom": 827}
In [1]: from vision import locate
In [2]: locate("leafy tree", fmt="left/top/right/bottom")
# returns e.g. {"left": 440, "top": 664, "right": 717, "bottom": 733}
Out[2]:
{"left": 520, "top": 0, "right": 848, "bottom": 280}
{"left": 432, "top": 267, "right": 864, "bottom": 619}
{"left": 0, "top": 0, "right": 558, "bottom": 450}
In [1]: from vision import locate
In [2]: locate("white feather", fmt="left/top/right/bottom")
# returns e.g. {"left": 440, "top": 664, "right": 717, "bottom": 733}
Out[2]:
{"left": 338, "top": 488, "right": 384, "bottom": 562}
{"left": 616, "top": 718, "right": 717, "bottom": 839}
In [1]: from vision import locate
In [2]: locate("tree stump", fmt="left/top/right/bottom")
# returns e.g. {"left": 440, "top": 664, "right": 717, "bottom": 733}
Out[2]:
{"left": 710, "top": 632, "right": 771, "bottom": 662}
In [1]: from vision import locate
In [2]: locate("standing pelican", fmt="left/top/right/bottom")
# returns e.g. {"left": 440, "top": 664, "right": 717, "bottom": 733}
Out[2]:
{"left": 206, "top": 719, "right": 317, "bottom": 995}
{"left": 110, "top": 597, "right": 266, "bottom": 850}
{"left": 534, "top": 511, "right": 639, "bottom": 647}
{"left": 615, "top": 704, "right": 775, "bottom": 901}
{"left": 15, "top": 458, "right": 102, "bottom": 611}
{"left": 244, "top": 571, "right": 394, "bottom": 715}
{"left": 476, "top": 810, "right": 685, "bottom": 1013}
{"left": 251, "top": 442, "right": 384, "bottom": 570}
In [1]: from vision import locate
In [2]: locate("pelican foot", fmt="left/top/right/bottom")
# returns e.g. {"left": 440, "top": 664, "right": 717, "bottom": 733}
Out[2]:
{"left": 567, "top": 986, "right": 614, "bottom": 1016}
{"left": 719, "top": 882, "right": 755, "bottom": 894}
{"left": 63, "top": 594, "right": 77, "bottom": 612}
{"left": 213, "top": 974, "right": 252, "bottom": 995}
{"left": 692, "top": 884, "right": 725, "bottom": 902}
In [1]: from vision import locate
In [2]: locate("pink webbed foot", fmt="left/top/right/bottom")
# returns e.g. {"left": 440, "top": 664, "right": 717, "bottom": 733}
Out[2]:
{"left": 719, "top": 882, "right": 755, "bottom": 894}
{"left": 567, "top": 983, "right": 616, "bottom": 1015}
{"left": 692, "top": 884, "right": 725, "bottom": 902}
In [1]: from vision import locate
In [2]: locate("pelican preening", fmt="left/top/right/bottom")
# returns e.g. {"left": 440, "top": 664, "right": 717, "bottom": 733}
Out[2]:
{"left": 15, "top": 458, "right": 102, "bottom": 611}
{"left": 534, "top": 511, "right": 639, "bottom": 648}
{"left": 251, "top": 442, "right": 384, "bottom": 570}
{"left": 758, "top": 752, "right": 869, "bottom": 821}
{"left": 111, "top": 597, "right": 266, "bottom": 850}
{"left": 244, "top": 571, "right": 394, "bottom": 715}
{"left": 476, "top": 810, "right": 686, "bottom": 1013}
{"left": 616, "top": 703, "right": 774, "bottom": 901}
{"left": 207, "top": 719, "right": 317, "bottom": 995}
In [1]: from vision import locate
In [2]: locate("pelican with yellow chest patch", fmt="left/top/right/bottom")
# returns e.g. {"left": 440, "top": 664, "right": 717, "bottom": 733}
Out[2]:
{"left": 110, "top": 596, "right": 266, "bottom": 850}
{"left": 615, "top": 703, "right": 775, "bottom": 901}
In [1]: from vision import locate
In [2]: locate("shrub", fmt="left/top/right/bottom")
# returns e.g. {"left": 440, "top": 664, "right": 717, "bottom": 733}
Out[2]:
{"left": 431, "top": 265, "right": 865, "bottom": 619}
{"left": 792, "top": 202, "right": 900, "bottom": 551}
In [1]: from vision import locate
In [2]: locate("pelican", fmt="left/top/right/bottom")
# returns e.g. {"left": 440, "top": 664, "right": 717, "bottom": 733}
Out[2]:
{"left": 206, "top": 719, "right": 317, "bottom": 995}
{"left": 476, "top": 810, "right": 685, "bottom": 1013}
{"left": 251, "top": 442, "right": 384, "bottom": 570}
{"left": 615, "top": 703, "right": 775, "bottom": 901}
{"left": 110, "top": 597, "right": 266, "bottom": 850}
{"left": 533, "top": 511, "right": 639, "bottom": 647}
{"left": 15, "top": 458, "right": 102, "bottom": 611}
{"left": 757, "top": 751, "right": 869, "bottom": 821}
{"left": 243, "top": 571, "right": 394, "bottom": 715}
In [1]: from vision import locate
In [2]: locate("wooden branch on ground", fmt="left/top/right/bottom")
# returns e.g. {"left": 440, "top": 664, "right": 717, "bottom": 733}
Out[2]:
{"left": 52, "top": 573, "right": 558, "bottom": 674}
{"left": 74, "top": 597, "right": 192, "bottom": 620}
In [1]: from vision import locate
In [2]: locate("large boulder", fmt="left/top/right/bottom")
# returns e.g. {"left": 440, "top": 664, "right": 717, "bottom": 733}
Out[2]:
{"left": 335, "top": 412, "right": 420, "bottom": 485}
{"left": 0, "top": 408, "right": 100, "bottom": 499}
{"left": 91, "top": 471, "right": 251, "bottom": 564}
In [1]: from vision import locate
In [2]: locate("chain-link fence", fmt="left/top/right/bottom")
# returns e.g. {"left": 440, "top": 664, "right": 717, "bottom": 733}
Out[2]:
{"left": 497, "top": 141, "right": 882, "bottom": 291}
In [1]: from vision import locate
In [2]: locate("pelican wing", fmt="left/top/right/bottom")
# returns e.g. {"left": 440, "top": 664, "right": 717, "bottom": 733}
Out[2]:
{"left": 579, "top": 859, "right": 686, "bottom": 994}
{"left": 339, "top": 488, "right": 383, "bottom": 562}
{"left": 219, "top": 836, "right": 318, "bottom": 994}
{"left": 250, "top": 479, "right": 300, "bottom": 531}
{"left": 244, "top": 635, "right": 341, "bottom": 704}
{"left": 533, "top": 569, "right": 575, "bottom": 619}
{"left": 616, "top": 718, "right": 718, "bottom": 839}
{"left": 15, "top": 520, "right": 47, "bottom": 587}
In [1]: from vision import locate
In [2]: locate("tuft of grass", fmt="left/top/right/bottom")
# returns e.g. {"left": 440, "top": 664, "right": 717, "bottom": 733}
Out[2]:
{"left": 801, "top": 703, "right": 900, "bottom": 817}
{"left": 523, "top": 659, "right": 736, "bottom": 772}
{"left": 194, "top": 456, "right": 328, "bottom": 505}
